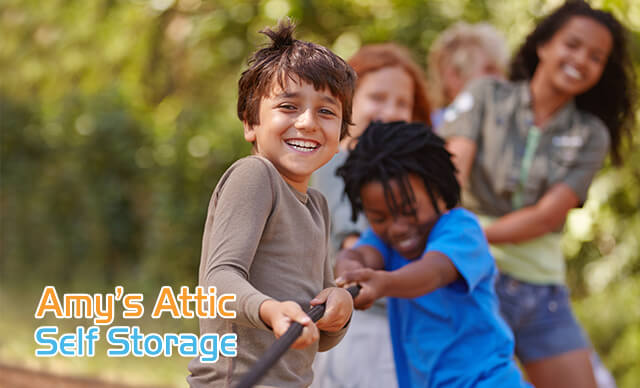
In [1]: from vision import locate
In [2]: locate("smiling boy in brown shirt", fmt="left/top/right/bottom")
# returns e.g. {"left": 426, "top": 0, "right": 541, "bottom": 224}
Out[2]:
{"left": 187, "top": 21, "right": 356, "bottom": 388}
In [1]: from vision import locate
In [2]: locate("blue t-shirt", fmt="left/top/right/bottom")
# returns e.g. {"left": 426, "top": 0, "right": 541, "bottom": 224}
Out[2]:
{"left": 357, "top": 208, "right": 529, "bottom": 388}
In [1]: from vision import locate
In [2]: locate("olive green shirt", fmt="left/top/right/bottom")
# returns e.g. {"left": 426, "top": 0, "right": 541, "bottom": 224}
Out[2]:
{"left": 440, "top": 78, "right": 610, "bottom": 284}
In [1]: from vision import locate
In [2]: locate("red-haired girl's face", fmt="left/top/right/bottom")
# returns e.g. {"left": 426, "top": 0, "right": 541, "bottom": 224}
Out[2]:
{"left": 536, "top": 16, "right": 612, "bottom": 97}
{"left": 348, "top": 66, "right": 414, "bottom": 145}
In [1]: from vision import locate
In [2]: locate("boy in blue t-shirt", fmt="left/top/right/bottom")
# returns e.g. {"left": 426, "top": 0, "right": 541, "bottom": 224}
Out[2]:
{"left": 335, "top": 121, "right": 530, "bottom": 388}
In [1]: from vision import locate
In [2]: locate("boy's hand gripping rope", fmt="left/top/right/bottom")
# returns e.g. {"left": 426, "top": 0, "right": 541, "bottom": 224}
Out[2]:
{"left": 234, "top": 285, "right": 361, "bottom": 388}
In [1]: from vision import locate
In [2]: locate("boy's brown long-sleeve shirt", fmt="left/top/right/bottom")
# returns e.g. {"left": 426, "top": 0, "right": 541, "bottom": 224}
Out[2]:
{"left": 187, "top": 156, "right": 347, "bottom": 388}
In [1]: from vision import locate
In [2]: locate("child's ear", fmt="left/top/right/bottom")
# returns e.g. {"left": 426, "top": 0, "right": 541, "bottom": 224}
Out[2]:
{"left": 536, "top": 42, "right": 550, "bottom": 63}
{"left": 243, "top": 121, "right": 256, "bottom": 143}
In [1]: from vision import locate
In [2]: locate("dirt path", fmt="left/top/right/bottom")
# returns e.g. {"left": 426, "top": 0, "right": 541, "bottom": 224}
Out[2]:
{"left": 0, "top": 363, "right": 173, "bottom": 388}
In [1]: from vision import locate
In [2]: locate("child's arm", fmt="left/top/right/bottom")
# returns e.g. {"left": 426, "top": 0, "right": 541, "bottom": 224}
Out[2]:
{"left": 447, "top": 135, "right": 584, "bottom": 243}
{"left": 440, "top": 78, "right": 490, "bottom": 188}
{"left": 336, "top": 211, "right": 488, "bottom": 309}
{"left": 308, "top": 225, "right": 356, "bottom": 351}
{"left": 333, "top": 243, "right": 385, "bottom": 310}
{"left": 202, "top": 158, "right": 315, "bottom": 337}
{"left": 446, "top": 136, "right": 476, "bottom": 189}
{"left": 337, "top": 249, "right": 459, "bottom": 309}
{"left": 334, "top": 245, "right": 385, "bottom": 275}
{"left": 483, "top": 183, "right": 579, "bottom": 243}
{"left": 481, "top": 127, "right": 607, "bottom": 244}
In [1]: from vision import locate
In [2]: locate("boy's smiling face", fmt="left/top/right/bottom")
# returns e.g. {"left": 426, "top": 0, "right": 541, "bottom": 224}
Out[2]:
{"left": 244, "top": 77, "right": 342, "bottom": 192}
{"left": 361, "top": 174, "right": 444, "bottom": 260}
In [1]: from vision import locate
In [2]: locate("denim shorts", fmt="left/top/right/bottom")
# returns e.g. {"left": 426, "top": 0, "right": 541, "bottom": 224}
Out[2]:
{"left": 495, "top": 273, "right": 590, "bottom": 363}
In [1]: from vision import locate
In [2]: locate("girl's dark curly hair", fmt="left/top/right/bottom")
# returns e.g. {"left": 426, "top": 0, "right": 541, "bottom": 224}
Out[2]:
{"left": 337, "top": 121, "right": 460, "bottom": 222}
{"left": 510, "top": 0, "right": 636, "bottom": 165}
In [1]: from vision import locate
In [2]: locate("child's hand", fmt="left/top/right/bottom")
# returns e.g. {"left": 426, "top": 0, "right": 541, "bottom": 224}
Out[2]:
{"left": 334, "top": 249, "right": 366, "bottom": 280}
{"left": 310, "top": 287, "right": 353, "bottom": 332}
{"left": 259, "top": 300, "right": 319, "bottom": 349}
{"left": 340, "top": 234, "right": 360, "bottom": 250}
{"left": 336, "top": 268, "right": 387, "bottom": 310}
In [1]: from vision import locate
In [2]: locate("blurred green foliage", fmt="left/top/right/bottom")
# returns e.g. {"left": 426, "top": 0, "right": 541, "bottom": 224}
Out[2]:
{"left": 1, "top": 0, "right": 639, "bottom": 386}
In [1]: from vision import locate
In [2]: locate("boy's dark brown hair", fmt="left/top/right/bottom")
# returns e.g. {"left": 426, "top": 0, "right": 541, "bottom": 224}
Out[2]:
{"left": 237, "top": 19, "right": 357, "bottom": 139}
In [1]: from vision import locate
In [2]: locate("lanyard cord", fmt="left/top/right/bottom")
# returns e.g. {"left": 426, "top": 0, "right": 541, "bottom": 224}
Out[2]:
{"left": 512, "top": 126, "right": 541, "bottom": 209}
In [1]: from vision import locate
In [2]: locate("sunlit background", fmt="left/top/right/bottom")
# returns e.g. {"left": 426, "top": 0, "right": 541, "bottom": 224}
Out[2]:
{"left": 2, "top": 0, "right": 639, "bottom": 387}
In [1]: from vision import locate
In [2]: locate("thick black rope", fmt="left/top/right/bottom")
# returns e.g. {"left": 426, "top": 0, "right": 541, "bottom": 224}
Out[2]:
{"left": 234, "top": 285, "right": 361, "bottom": 388}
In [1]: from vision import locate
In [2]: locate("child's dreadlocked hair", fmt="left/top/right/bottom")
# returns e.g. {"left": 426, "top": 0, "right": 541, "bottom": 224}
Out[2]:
{"left": 337, "top": 121, "right": 460, "bottom": 222}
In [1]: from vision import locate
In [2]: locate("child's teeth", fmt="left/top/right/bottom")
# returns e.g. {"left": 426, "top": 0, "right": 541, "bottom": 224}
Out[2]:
{"left": 398, "top": 239, "right": 414, "bottom": 248}
{"left": 287, "top": 140, "right": 318, "bottom": 151}
{"left": 564, "top": 65, "right": 582, "bottom": 80}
